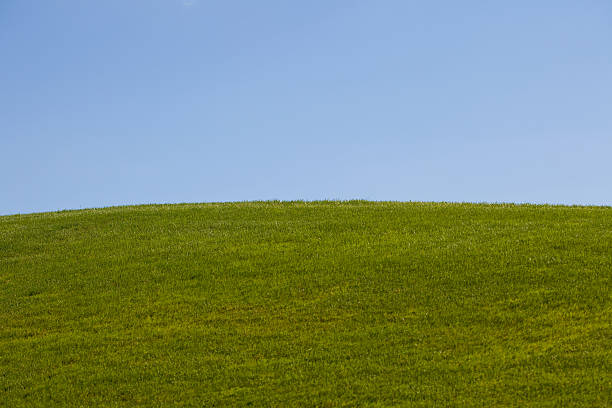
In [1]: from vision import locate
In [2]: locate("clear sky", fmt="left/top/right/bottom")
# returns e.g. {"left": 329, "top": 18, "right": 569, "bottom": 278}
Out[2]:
{"left": 2, "top": 1, "right": 611, "bottom": 215}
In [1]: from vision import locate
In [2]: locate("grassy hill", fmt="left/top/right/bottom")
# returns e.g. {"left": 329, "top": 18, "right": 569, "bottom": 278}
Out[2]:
{"left": 1, "top": 201, "right": 610, "bottom": 407}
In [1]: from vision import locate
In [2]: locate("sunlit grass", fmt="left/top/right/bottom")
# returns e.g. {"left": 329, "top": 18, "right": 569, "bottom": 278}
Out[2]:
{"left": 1, "top": 201, "right": 610, "bottom": 406}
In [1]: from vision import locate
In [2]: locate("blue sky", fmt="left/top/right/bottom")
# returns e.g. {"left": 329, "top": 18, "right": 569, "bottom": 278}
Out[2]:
{"left": 2, "top": 1, "right": 611, "bottom": 215}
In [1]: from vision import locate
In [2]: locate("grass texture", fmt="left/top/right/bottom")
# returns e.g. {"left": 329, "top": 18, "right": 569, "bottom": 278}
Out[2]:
{"left": 1, "top": 201, "right": 611, "bottom": 407}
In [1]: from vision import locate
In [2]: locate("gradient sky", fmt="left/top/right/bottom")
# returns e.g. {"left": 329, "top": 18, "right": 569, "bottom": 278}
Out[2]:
{"left": 2, "top": 1, "right": 611, "bottom": 215}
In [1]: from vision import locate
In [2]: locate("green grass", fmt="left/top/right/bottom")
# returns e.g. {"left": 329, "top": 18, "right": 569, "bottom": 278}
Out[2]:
{"left": 1, "top": 201, "right": 611, "bottom": 407}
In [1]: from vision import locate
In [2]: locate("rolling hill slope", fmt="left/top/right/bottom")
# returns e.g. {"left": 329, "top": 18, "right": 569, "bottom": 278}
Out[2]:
{"left": 1, "top": 201, "right": 611, "bottom": 406}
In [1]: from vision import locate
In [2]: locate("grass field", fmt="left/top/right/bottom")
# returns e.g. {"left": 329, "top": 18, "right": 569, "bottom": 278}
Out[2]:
{"left": 1, "top": 201, "right": 610, "bottom": 406}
